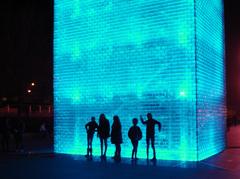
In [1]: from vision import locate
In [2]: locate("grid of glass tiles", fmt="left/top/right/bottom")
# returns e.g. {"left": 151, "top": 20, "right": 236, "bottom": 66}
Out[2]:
{"left": 54, "top": 0, "right": 225, "bottom": 161}
{"left": 195, "top": 0, "right": 225, "bottom": 160}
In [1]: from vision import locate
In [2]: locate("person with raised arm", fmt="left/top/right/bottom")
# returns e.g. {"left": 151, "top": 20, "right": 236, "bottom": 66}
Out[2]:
{"left": 140, "top": 113, "right": 161, "bottom": 161}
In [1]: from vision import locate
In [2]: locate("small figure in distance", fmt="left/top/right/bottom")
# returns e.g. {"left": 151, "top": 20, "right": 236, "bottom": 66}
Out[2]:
{"left": 140, "top": 113, "right": 161, "bottom": 162}
{"left": 111, "top": 115, "right": 122, "bottom": 162}
{"left": 85, "top": 116, "right": 98, "bottom": 159}
{"left": 128, "top": 118, "right": 142, "bottom": 160}
{"left": 1, "top": 117, "right": 11, "bottom": 152}
{"left": 98, "top": 114, "right": 110, "bottom": 159}
{"left": 13, "top": 118, "right": 25, "bottom": 152}
{"left": 40, "top": 122, "right": 48, "bottom": 138}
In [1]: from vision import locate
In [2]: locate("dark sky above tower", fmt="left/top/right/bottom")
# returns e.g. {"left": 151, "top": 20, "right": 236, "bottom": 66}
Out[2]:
{"left": 0, "top": 0, "right": 239, "bottom": 109}
{"left": 0, "top": 0, "right": 53, "bottom": 102}
{"left": 225, "top": 0, "right": 240, "bottom": 110}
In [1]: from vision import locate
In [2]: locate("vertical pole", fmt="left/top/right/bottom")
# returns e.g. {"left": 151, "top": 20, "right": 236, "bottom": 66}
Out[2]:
{"left": 39, "top": 105, "right": 42, "bottom": 113}
{"left": 29, "top": 105, "right": 32, "bottom": 114}
{"left": 7, "top": 104, "right": 10, "bottom": 113}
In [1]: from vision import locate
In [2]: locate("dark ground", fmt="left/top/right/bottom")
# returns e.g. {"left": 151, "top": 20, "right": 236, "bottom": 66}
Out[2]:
{"left": 1, "top": 127, "right": 240, "bottom": 179}
{"left": 0, "top": 150, "right": 240, "bottom": 179}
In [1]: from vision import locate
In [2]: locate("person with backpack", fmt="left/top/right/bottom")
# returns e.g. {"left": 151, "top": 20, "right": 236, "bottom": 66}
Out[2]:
{"left": 128, "top": 118, "right": 142, "bottom": 160}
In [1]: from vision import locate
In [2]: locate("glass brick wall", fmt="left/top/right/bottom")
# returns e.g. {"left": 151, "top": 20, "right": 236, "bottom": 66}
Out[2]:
{"left": 195, "top": 0, "right": 225, "bottom": 160}
{"left": 54, "top": 0, "right": 225, "bottom": 161}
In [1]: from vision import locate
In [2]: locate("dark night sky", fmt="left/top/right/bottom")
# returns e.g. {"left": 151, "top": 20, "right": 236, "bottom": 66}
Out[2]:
{"left": 0, "top": 0, "right": 53, "bottom": 102}
{"left": 0, "top": 0, "right": 240, "bottom": 110}
{"left": 225, "top": 0, "right": 240, "bottom": 111}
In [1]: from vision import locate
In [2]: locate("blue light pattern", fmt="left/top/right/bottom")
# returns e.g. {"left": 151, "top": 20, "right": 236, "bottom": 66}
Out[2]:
{"left": 54, "top": 0, "right": 225, "bottom": 161}
{"left": 195, "top": 0, "right": 225, "bottom": 160}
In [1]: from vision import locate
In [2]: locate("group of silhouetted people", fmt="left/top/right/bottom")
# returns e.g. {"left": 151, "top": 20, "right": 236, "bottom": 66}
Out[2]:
{"left": 85, "top": 113, "right": 161, "bottom": 162}
{"left": 0, "top": 117, "right": 25, "bottom": 153}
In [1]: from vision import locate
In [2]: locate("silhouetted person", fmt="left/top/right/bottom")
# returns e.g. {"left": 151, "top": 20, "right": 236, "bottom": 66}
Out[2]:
{"left": 140, "top": 113, "right": 161, "bottom": 161}
{"left": 85, "top": 116, "right": 98, "bottom": 159}
{"left": 111, "top": 115, "right": 122, "bottom": 161}
{"left": 1, "top": 118, "right": 11, "bottom": 152}
{"left": 13, "top": 118, "right": 25, "bottom": 152}
{"left": 98, "top": 114, "right": 110, "bottom": 159}
{"left": 40, "top": 122, "right": 48, "bottom": 138}
{"left": 128, "top": 118, "right": 142, "bottom": 160}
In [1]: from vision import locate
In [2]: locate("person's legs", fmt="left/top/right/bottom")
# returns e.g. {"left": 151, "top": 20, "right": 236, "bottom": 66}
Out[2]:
{"left": 151, "top": 137, "right": 156, "bottom": 159}
{"left": 114, "top": 144, "right": 121, "bottom": 160}
{"left": 86, "top": 134, "right": 90, "bottom": 156}
{"left": 89, "top": 136, "right": 93, "bottom": 157}
{"left": 100, "top": 138, "right": 103, "bottom": 156}
{"left": 114, "top": 144, "right": 117, "bottom": 158}
{"left": 131, "top": 140, "right": 134, "bottom": 159}
{"left": 104, "top": 138, "right": 107, "bottom": 157}
{"left": 118, "top": 144, "right": 121, "bottom": 158}
{"left": 117, "top": 144, "right": 120, "bottom": 157}
{"left": 134, "top": 141, "right": 138, "bottom": 159}
{"left": 146, "top": 137, "right": 150, "bottom": 159}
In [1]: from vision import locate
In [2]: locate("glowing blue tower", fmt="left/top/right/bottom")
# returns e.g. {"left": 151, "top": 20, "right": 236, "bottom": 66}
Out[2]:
{"left": 54, "top": 0, "right": 225, "bottom": 161}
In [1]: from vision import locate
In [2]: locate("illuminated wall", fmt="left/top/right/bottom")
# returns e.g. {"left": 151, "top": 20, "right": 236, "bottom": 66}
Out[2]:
{"left": 54, "top": 0, "right": 225, "bottom": 161}
{"left": 195, "top": 0, "right": 225, "bottom": 160}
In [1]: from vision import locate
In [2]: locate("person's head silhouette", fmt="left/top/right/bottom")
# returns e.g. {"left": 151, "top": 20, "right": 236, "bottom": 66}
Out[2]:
{"left": 132, "top": 118, "right": 138, "bottom": 126}
{"left": 147, "top": 113, "right": 153, "bottom": 120}
{"left": 113, "top": 115, "right": 120, "bottom": 125}
{"left": 91, "top": 116, "right": 96, "bottom": 122}
{"left": 99, "top": 113, "right": 106, "bottom": 123}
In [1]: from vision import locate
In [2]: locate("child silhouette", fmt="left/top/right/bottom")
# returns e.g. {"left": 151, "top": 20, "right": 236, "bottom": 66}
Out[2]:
{"left": 128, "top": 118, "right": 142, "bottom": 160}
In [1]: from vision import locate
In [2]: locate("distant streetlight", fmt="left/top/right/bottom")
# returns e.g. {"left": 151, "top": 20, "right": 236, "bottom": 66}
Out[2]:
{"left": 27, "top": 89, "right": 32, "bottom": 94}
{"left": 31, "top": 82, "right": 35, "bottom": 86}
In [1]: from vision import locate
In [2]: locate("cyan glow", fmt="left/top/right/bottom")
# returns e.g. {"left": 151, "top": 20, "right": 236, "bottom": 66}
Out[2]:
{"left": 54, "top": 0, "right": 225, "bottom": 161}
{"left": 195, "top": 0, "right": 225, "bottom": 160}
